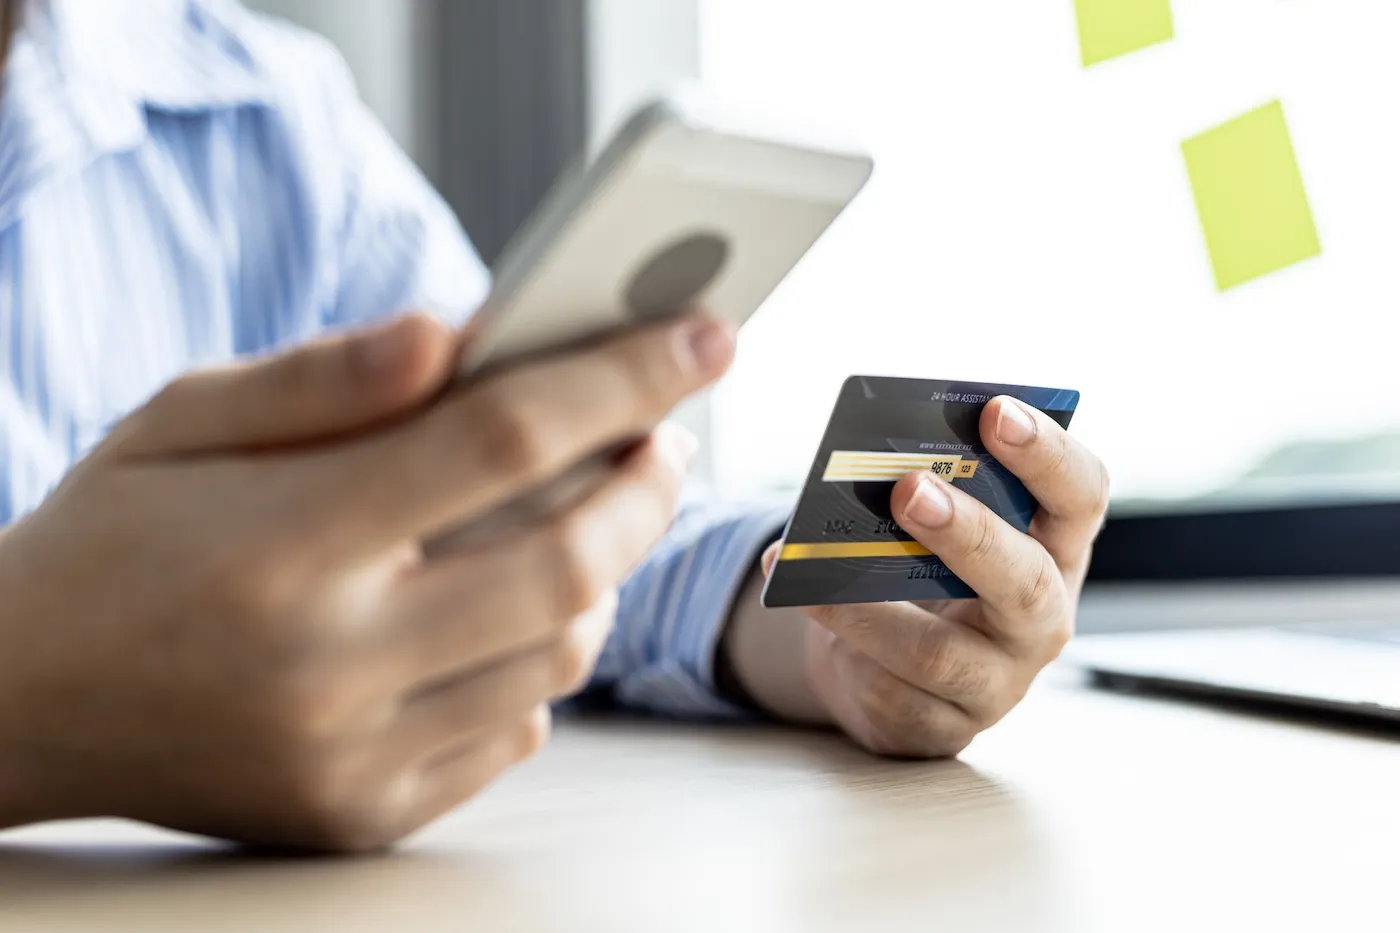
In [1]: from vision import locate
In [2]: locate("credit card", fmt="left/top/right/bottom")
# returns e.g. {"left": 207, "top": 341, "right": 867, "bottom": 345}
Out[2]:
{"left": 760, "top": 376, "right": 1080, "bottom": 608}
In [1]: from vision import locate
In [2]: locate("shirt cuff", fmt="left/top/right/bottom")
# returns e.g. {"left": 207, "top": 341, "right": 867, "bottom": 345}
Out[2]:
{"left": 599, "top": 500, "right": 790, "bottom": 719}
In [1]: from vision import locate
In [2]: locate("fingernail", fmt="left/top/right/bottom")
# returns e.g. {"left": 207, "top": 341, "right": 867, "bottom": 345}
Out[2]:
{"left": 996, "top": 398, "right": 1038, "bottom": 446}
{"left": 354, "top": 317, "right": 417, "bottom": 377}
{"left": 655, "top": 421, "right": 700, "bottom": 469}
{"left": 904, "top": 474, "right": 954, "bottom": 528}
{"left": 686, "top": 318, "right": 735, "bottom": 376}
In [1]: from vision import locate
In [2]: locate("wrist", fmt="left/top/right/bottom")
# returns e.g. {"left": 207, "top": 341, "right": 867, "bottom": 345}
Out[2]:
{"left": 713, "top": 620, "right": 766, "bottom": 715}
{"left": 722, "top": 564, "right": 833, "bottom": 726}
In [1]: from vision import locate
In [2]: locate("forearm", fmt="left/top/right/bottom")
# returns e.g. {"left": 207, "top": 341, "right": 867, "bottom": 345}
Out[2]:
{"left": 721, "top": 563, "right": 833, "bottom": 726}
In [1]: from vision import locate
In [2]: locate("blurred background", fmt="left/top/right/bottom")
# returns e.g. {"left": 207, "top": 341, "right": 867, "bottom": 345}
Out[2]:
{"left": 249, "top": 0, "right": 1400, "bottom": 515}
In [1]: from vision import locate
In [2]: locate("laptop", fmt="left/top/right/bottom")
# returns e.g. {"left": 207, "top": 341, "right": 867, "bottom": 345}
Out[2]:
{"left": 1064, "top": 621, "right": 1400, "bottom": 723}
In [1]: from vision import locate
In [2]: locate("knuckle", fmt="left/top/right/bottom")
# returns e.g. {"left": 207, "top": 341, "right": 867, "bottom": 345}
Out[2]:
{"left": 820, "top": 603, "right": 878, "bottom": 643}
{"left": 915, "top": 627, "right": 989, "bottom": 698}
{"left": 267, "top": 342, "right": 326, "bottom": 399}
{"left": 1013, "top": 551, "right": 1052, "bottom": 616}
{"left": 273, "top": 757, "right": 413, "bottom": 855}
{"left": 1010, "top": 558, "right": 1061, "bottom": 617}
{"left": 267, "top": 693, "right": 339, "bottom": 746}
{"left": 1041, "top": 431, "right": 1073, "bottom": 479}
{"left": 549, "top": 599, "right": 613, "bottom": 696}
{"left": 260, "top": 666, "right": 357, "bottom": 743}
{"left": 300, "top": 796, "right": 398, "bottom": 854}
{"left": 544, "top": 512, "right": 604, "bottom": 620}
{"left": 517, "top": 705, "right": 552, "bottom": 761}
{"left": 202, "top": 544, "right": 296, "bottom": 620}
{"left": 965, "top": 509, "right": 1001, "bottom": 564}
{"left": 468, "top": 385, "right": 551, "bottom": 477}
{"left": 278, "top": 761, "right": 384, "bottom": 853}
{"left": 195, "top": 565, "right": 316, "bottom": 666}
{"left": 551, "top": 626, "right": 595, "bottom": 696}
{"left": 617, "top": 329, "right": 686, "bottom": 403}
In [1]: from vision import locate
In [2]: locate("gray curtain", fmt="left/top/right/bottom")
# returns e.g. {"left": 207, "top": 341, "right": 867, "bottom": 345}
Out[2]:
{"left": 249, "top": 0, "right": 590, "bottom": 268}
{"left": 430, "top": 0, "right": 589, "bottom": 267}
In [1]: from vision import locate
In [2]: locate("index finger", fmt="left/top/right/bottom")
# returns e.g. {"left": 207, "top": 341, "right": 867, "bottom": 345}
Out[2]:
{"left": 980, "top": 396, "right": 1110, "bottom": 580}
{"left": 890, "top": 472, "right": 1069, "bottom": 653}
{"left": 299, "top": 313, "right": 734, "bottom": 553}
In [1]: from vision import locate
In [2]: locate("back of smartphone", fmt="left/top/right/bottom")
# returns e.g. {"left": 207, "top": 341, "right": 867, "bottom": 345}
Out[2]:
{"left": 460, "top": 90, "right": 875, "bottom": 374}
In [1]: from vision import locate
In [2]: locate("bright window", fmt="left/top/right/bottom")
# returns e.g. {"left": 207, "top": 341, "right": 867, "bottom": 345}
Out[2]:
{"left": 698, "top": 0, "right": 1400, "bottom": 510}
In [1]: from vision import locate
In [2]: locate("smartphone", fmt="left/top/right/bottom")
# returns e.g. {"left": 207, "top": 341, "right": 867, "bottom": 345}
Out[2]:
{"left": 461, "top": 88, "right": 874, "bottom": 374}
{"left": 430, "top": 90, "right": 873, "bottom": 552}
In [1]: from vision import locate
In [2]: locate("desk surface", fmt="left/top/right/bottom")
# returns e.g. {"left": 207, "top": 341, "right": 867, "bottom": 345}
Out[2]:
{"left": 3, "top": 668, "right": 1398, "bottom": 933}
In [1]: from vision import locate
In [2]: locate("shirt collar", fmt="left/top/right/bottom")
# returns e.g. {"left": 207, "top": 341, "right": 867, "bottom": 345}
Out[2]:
{"left": 50, "top": 0, "right": 272, "bottom": 113}
{"left": 0, "top": 0, "right": 273, "bottom": 228}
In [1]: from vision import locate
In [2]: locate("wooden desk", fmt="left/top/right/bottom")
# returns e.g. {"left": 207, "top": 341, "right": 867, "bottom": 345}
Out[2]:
{"left": 3, "top": 669, "right": 1398, "bottom": 932}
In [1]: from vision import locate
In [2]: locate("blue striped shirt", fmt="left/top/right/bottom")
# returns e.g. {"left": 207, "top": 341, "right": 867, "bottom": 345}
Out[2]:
{"left": 0, "top": 0, "right": 785, "bottom": 718}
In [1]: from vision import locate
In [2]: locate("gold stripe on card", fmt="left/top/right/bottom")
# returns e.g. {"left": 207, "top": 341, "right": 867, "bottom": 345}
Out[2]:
{"left": 779, "top": 541, "right": 933, "bottom": 560}
{"left": 824, "top": 452, "right": 978, "bottom": 483}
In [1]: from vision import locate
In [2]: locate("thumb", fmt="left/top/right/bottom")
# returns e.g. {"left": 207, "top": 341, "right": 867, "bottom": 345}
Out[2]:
{"left": 108, "top": 312, "right": 459, "bottom": 458}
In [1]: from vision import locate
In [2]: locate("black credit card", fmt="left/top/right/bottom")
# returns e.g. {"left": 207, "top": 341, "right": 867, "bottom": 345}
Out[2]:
{"left": 761, "top": 376, "right": 1080, "bottom": 608}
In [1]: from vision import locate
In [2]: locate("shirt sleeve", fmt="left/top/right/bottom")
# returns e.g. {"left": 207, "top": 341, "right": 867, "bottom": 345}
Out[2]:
{"left": 589, "top": 487, "right": 791, "bottom": 719}
{"left": 303, "top": 37, "right": 489, "bottom": 328}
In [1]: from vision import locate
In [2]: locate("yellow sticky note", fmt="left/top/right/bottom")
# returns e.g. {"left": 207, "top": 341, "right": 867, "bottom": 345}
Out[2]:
{"left": 1075, "top": 0, "right": 1174, "bottom": 67}
{"left": 1182, "top": 101, "right": 1322, "bottom": 291}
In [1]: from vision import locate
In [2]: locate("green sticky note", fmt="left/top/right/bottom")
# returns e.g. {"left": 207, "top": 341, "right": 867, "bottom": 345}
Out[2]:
{"left": 1182, "top": 101, "right": 1322, "bottom": 292}
{"left": 1075, "top": 0, "right": 1174, "bottom": 67}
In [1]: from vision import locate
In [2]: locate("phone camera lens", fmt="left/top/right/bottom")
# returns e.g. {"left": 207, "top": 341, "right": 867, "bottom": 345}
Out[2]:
{"left": 624, "top": 232, "right": 730, "bottom": 318}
